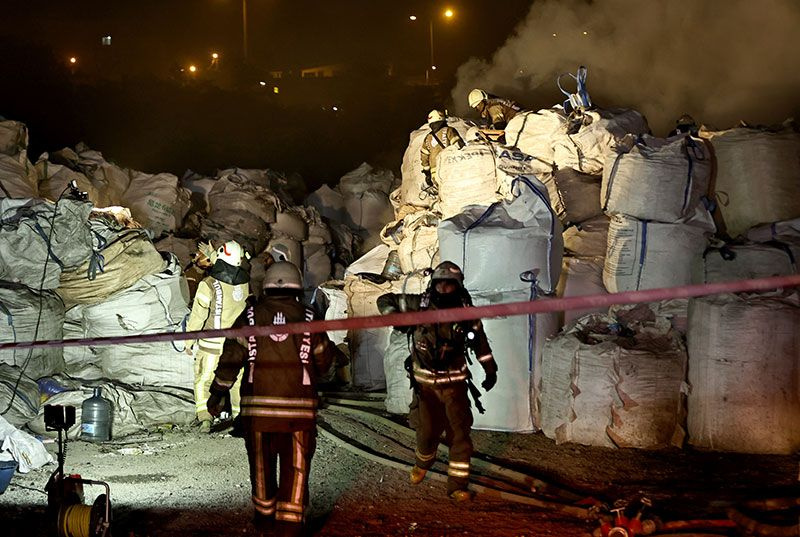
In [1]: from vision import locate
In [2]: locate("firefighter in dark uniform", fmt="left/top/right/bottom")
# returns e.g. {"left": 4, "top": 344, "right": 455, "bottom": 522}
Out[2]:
{"left": 207, "top": 261, "right": 336, "bottom": 536}
{"left": 420, "top": 109, "right": 465, "bottom": 195}
{"left": 468, "top": 88, "right": 524, "bottom": 130}
{"left": 377, "top": 261, "right": 498, "bottom": 502}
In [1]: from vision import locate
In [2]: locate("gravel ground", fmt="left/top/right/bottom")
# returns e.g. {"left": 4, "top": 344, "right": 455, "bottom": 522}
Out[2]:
{"left": 1, "top": 414, "right": 798, "bottom": 537}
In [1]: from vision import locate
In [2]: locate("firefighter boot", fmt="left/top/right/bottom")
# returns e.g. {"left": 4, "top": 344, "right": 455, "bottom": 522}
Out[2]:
{"left": 409, "top": 465, "right": 427, "bottom": 485}
{"left": 450, "top": 489, "right": 474, "bottom": 503}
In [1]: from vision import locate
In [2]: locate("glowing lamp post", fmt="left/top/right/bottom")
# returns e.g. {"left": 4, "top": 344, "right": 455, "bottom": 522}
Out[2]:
{"left": 409, "top": 8, "right": 455, "bottom": 84}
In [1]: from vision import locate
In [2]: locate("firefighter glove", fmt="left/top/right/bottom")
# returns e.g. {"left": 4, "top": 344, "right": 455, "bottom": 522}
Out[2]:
{"left": 207, "top": 392, "right": 226, "bottom": 418}
{"left": 481, "top": 371, "right": 497, "bottom": 392}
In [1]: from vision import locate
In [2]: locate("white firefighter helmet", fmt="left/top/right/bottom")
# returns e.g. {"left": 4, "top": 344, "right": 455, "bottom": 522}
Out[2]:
{"left": 427, "top": 109, "right": 445, "bottom": 126}
{"left": 263, "top": 261, "right": 302, "bottom": 290}
{"left": 216, "top": 240, "right": 247, "bottom": 267}
{"left": 468, "top": 88, "right": 488, "bottom": 109}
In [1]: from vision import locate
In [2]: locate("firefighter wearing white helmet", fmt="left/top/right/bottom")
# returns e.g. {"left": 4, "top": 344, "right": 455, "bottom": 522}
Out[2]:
{"left": 420, "top": 109, "right": 464, "bottom": 196}
{"left": 186, "top": 239, "right": 251, "bottom": 432}
{"left": 207, "top": 259, "right": 338, "bottom": 535}
{"left": 467, "top": 88, "right": 524, "bottom": 130}
{"left": 376, "top": 260, "right": 498, "bottom": 503}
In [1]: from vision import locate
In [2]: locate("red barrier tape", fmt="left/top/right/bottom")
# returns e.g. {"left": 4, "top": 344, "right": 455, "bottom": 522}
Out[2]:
{"left": 2, "top": 274, "right": 799, "bottom": 351}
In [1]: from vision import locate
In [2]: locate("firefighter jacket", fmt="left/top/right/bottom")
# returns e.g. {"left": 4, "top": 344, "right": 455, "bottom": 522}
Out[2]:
{"left": 376, "top": 291, "right": 497, "bottom": 387}
{"left": 420, "top": 124, "right": 465, "bottom": 174}
{"left": 478, "top": 97, "right": 523, "bottom": 130}
{"left": 186, "top": 260, "right": 250, "bottom": 355}
{"left": 210, "top": 295, "right": 336, "bottom": 432}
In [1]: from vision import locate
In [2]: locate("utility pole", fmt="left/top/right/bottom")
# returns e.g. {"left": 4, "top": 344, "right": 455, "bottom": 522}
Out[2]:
{"left": 242, "top": 0, "right": 248, "bottom": 60}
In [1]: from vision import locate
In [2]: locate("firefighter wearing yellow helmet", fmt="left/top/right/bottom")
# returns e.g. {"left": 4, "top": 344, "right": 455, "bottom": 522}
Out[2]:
{"left": 468, "top": 88, "right": 524, "bottom": 130}
{"left": 186, "top": 240, "right": 251, "bottom": 432}
{"left": 377, "top": 261, "right": 498, "bottom": 502}
{"left": 419, "top": 109, "right": 465, "bottom": 196}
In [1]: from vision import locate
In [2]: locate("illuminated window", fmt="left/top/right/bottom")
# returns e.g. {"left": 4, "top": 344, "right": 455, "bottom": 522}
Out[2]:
{"left": 101, "top": 35, "right": 112, "bottom": 46}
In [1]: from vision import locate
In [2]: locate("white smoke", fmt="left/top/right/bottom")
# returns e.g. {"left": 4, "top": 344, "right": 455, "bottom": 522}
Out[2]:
{"left": 452, "top": 0, "right": 800, "bottom": 134}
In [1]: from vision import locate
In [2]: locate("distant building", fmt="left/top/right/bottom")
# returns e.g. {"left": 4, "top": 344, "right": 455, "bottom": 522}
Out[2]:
{"left": 300, "top": 64, "right": 345, "bottom": 79}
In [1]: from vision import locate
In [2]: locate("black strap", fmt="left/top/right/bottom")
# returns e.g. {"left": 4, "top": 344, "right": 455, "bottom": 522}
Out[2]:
{"left": 467, "top": 378, "right": 485, "bottom": 414}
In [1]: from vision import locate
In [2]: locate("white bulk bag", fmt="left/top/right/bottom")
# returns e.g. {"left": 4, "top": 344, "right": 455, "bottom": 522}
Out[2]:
{"left": 438, "top": 175, "right": 562, "bottom": 294}
{"left": 541, "top": 314, "right": 687, "bottom": 449}
{"left": 552, "top": 108, "right": 650, "bottom": 175}
{"left": 687, "top": 292, "right": 800, "bottom": 454}
{"left": 0, "top": 365, "right": 40, "bottom": 428}
{"left": 563, "top": 215, "right": 610, "bottom": 258}
{"left": 384, "top": 329, "right": 413, "bottom": 415}
{"left": 745, "top": 217, "right": 800, "bottom": 243}
{"left": 381, "top": 211, "right": 440, "bottom": 273}
{"left": 303, "top": 241, "right": 332, "bottom": 292}
{"left": 603, "top": 212, "right": 711, "bottom": 292}
{"left": 181, "top": 171, "right": 216, "bottom": 213}
{"left": 342, "top": 189, "right": 394, "bottom": 256}
{"left": 35, "top": 158, "right": 99, "bottom": 205}
{"left": 602, "top": 135, "right": 711, "bottom": 223}
{"left": 272, "top": 210, "right": 309, "bottom": 241}
{"left": 122, "top": 171, "right": 191, "bottom": 237}
{"left": 318, "top": 281, "right": 348, "bottom": 346}
{"left": 399, "top": 118, "right": 474, "bottom": 209}
{"left": 344, "top": 244, "right": 390, "bottom": 277}
{"left": 338, "top": 162, "right": 396, "bottom": 197}
{"left": 266, "top": 237, "right": 302, "bottom": 266}
{"left": 0, "top": 120, "right": 28, "bottom": 160}
{"left": 0, "top": 154, "right": 37, "bottom": 198}
{"left": 542, "top": 168, "right": 602, "bottom": 226}
{"left": 696, "top": 242, "right": 798, "bottom": 284}
{"left": 0, "top": 283, "right": 65, "bottom": 379}
{"left": 701, "top": 126, "right": 800, "bottom": 238}
{"left": 436, "top": 142, "right": 500, "bottom": 220}
{"left": 555, "top": 257, "right": 607, "bottom": 328}
{"left": 306, "top": 184, "right": 346, "bottom": 224}
{"left": 504, "top": 108, "right": 566, "bottom": 166}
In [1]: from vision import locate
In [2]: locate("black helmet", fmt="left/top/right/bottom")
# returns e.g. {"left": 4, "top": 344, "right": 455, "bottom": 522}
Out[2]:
{"left": 430, "top": 261, "right": 464, "bottom": 285}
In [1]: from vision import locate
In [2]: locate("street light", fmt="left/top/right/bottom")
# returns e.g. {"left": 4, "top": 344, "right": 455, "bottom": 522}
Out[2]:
{"left": 409, "top": 7, "right": 455, "bottom": 84}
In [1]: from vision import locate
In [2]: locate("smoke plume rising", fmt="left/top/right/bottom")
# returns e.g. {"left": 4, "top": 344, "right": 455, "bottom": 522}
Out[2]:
{"left": 452, "top": 0, "right": 800, "bottom": 134}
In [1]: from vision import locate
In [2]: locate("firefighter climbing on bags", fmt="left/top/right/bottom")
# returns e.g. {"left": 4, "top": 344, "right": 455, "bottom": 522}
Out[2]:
{"left": 207, "top": 261, "right": 337, "bottom": 537}
{"left": 420, "top": 109, "right": 465, "bottom": 196}
{"left": 185, "top": 240, "right": 251, "bottom": 433}
{"left": 376, "top": 261, "right": 498, "bottom": 502}
{"left": 468, "top": 88, "right": 523, "bottom": 130}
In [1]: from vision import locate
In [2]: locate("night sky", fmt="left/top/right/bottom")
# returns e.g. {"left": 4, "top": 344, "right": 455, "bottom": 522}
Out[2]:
{"left": 4, "top": 1, "right": 534, "bottom": 79}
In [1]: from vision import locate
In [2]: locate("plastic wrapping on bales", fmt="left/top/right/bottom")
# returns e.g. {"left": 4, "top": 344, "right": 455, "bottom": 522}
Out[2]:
{"left": 701, "top": 126, "right": 800, "bottom": 238}
{"left": 687, "top": 292, "right": 800, "bottom": 454}
{"left": 602, "top": 135, "right": 711, "bottom": 223}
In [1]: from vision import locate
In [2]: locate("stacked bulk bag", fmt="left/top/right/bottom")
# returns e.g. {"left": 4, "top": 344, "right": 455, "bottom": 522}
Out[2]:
{"left": 73, "top": 144, "right": 131, "bottom": 204}
{"left": 696, "top": 242, "right": 798, "bottom": 284}
{"left": 563, "top": 215, "right": 610, "bottom": 258}
{"left": 504, "top": 108, "right": 567, "bottom": 166}
{"left": 540, "top": 310, "right": 687, "bottom": 449}
{"left": 0, "top": 120, "right": 29, "bottom": 160}
{"left": 306, "top": 184, "right": 346, "bottom": 224}
{"left": 0, "top": 364, "right": 40, "bottom": 427}
{"left": 181, "top": 170, "right": 217, "bottom": 214}
{"left": 0, "top": 198, "right": 94, "bottom": 289}
{"left": 603, "top": 210, "right": 713, "bottom": 293}
{"left": 154, "top": 235, "right": 197, "bottom": 270}
{"left": 35, "top": 157, "right": 98, "bottom": 204}
{"left": 62, "top": 256, "right": 191, "bottom": 388}
{"left": 201, "top": 171, "right": 278, "bottom": 254}
{"left": 602, "top": 135, "right": 711, "bottom": 223}
{"left": 746, "top": 217, "right": 800, "bottom": 243}
{"left": 338, "top": 162, "right": 395, "bottom": 198}
{"left": 0, "top": 282, "right": 65, "bottom": 379}
{"left": 384, "top": 329, "right": 413, "bottom": 415}
{"left": 438, "top": 175, "right": 562, "bottom": 295}
{"left": 700, "top": 125, "right": 800, "bottom": 238}
{"left": 555, "top": 257, "right": 607, "bottom": 328}
{"left": 551, "top": 108, "right": 650, "bottom": 175}
{"left": 397, "top": 117, "right": 473, "bottom": 211}
{"left": 121, "top": 171, "right": 191, "bottom": 238}
{"left": 687, "top": 292, "right": 800, "bottom": 454}
{"left": 0, "top": 154, "right": 38, "bottom": 198}
{"left": 342, "top": 189, "right": 395, "bottom": 257}
{"left": 541, "top": 168, "right": 602, "bottom": 227}
{"left": 380, "top": 210, "right": 440, "bottom": 273}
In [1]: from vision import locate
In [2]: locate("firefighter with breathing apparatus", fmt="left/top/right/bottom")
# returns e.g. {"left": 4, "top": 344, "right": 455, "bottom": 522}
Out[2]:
{"left": 419, "top": 109, "right": 465, "bottom": 196}
{"left": 468, "top": 88, "right": 524, "bottom": 130}
{"left": 377, "top": 261, "right": 498, "bottom": 502}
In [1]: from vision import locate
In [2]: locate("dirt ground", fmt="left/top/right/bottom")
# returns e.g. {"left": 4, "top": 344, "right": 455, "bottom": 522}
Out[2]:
{"left": 1, "top": 408, "right": 798, "bottom": 537}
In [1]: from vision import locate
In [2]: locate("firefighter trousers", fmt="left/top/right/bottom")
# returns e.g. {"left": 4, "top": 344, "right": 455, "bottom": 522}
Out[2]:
{"left": 245, "top": 428, "right": 316, "bottom": 528}
{"left": 194, "top": 349, "right": 243, "bottom": 421}
{"left": 414, "top": 383, "right": 473, "bottom": 494}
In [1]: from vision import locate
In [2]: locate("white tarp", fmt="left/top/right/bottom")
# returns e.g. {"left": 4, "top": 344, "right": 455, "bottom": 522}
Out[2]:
{"left": 0, "top": 282, "right": 65, "bottom": 379}
{"left": 603, "top": 211, "right": 712, "bottom": 292}
{"left": 687, "top": 292, "right": 800, "bottom": 454}
{"left": 0, "top": 413, "right": 53, "bottom": 473}
{"left": 540, "top": 312, "right": 687, "bottom": 449}
{"left": 602, "top": 135, "right": 711, "bottom": 223}
{"left": 700, "top": 125, "right": 800, "bottom": 238}
{"left": 551, "top": 108, "right": 650, "bottom": 175}
{"left": 438, "top": 175, "right": 562, "bottom": 294}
